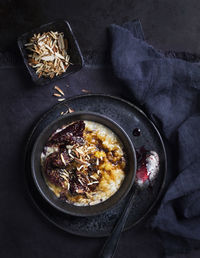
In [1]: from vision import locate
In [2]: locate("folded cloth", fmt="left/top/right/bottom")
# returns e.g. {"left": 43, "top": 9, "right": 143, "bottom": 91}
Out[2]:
{"left": 109, "top": 20, "right": 200, "bottom": 252}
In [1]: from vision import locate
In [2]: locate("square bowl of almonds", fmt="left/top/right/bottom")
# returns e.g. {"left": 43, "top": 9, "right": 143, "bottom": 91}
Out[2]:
{"left": 18, "top": 20, "right": 84, "bottom": 85}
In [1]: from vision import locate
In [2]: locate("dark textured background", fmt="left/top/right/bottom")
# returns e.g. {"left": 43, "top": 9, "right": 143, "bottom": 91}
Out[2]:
{"left": 0, "top": 0, "right": 200, "bottom": 257}
{"left": 1, "top": 0, "right": 200, "bottom": 59}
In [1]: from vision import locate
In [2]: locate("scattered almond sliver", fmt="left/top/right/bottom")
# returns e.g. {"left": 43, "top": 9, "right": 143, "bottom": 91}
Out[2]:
{"left": 54, "top": 85, "right": 65, "bottom": 96}
{"left": 60, "top": 107, "right": 74, "bottom": 115}
{"left": 81, "top": 89, "right": 90, "bottom": 93}
{"left": 53, "top": 93, "right": 62, "bottom": 97}
{"left": 58, "top": 98, "right": 65, "bottom": 102}
{"left": 68, "top": 108, "right": 74, "bottom": 113}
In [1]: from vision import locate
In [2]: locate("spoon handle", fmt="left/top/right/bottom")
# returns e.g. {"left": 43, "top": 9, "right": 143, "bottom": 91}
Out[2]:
{"left": 98, "top": 187, "right": 138, "bottom": 258}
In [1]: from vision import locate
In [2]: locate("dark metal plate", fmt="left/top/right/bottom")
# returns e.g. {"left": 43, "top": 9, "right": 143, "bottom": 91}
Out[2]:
{"left": 24, "top": 94, "right": 167, "bottom": 237}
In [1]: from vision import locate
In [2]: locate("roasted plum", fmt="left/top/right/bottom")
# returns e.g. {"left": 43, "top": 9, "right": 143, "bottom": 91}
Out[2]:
{"left": 45, "top": 169, "right": 66, "bottom": 188}
{"left": 45, "top": 151, "right": 71, "bottom": 169}
{"left": 47, "top": 121, "right": 85, "bottom": 146}
{"left": 69, "top": 172, "right": 89, "bottom": 195}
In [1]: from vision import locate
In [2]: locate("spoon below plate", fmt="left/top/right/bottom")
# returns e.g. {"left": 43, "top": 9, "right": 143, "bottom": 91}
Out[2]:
{"left": 98, "top": 149, "right": 159, "bottom": 258}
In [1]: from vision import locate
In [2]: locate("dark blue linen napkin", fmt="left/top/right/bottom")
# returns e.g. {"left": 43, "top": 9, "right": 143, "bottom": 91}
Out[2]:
{"left": 109, "top": 20, "right": 200, "bottom": 251}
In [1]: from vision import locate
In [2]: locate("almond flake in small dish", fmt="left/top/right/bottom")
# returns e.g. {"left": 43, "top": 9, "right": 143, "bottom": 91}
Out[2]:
{"left": 25, "top": 31, "right": 71, "bottom": 78}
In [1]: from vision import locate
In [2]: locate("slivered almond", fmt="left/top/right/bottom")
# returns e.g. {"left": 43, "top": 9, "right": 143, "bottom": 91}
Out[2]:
{"left": 78, "top": 178, "right": 84, "bottom": 186}
{"left": 26, "top": 31, "right": 70, "bottom": 78}
{"left": 69, "top": 153, "right": 74, "bottom": 158}
{"left": 67, "top": 183, "right": 70, "bottom": 191}
{"left": 87, "top": 181, "right": 99, "bottom": 186}
{"left": 53, "top": 93, "right": 62, "bottom": 97}
{"left": 81, "top": 89, "right": 90, "bottom": 93}
{"left": 58, "top": 98, "right": 65, "bottom": 102}
{"left": 54, "top": 85, "right": 65, "bottom": 96}
{"left": 68, "top": 108, "right": 74, "bottom": 113}
{"left": 60, "top": 153, "right": 66, "bottom": 166}
{"left": 66, "top": 145, "right": 73, "bottom": 149}
{"left": 90, "top": 175, "right": 97, "bottom": 180}
{"left": 74, "top": 157, "right": 89, "bottom": 165}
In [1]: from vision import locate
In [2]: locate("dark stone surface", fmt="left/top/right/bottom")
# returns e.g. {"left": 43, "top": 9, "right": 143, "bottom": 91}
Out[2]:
{"left": 1, "top": 0, "right": 200, "bottom": 60}
{"left": 0, "top": 1, "right": 200, "bottom": 258}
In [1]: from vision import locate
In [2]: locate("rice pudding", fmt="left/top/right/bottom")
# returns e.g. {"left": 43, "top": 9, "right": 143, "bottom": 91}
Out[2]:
{"left": 41, "top": 120, "right": 126, "bottom": 206}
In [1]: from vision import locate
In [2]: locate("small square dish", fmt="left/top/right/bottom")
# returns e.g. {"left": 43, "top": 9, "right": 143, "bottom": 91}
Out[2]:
{"left": 18, "top": 20, "right": 84, "bottom": 85}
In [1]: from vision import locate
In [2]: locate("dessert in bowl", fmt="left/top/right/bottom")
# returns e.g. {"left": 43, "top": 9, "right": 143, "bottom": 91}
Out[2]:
{"left": 31, "top": 112, "right": 136, "bottom": 216}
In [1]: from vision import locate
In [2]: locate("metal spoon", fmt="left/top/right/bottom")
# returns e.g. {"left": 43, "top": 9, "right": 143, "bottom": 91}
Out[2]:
{"left": 98, "top": 151, "right": 159, "bottom": 258}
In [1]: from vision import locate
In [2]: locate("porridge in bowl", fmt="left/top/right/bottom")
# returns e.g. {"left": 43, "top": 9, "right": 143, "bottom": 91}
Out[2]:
{"left": 41, "top": 120, "right": 126, "bottom": 206}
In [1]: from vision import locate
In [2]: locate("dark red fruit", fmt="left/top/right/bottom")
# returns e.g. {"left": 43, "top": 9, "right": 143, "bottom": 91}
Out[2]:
{"left": 47, "top": 121, "right": 85, "bottom": 146}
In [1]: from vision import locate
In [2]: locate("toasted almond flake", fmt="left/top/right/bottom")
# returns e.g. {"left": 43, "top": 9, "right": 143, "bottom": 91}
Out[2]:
{"left": 55, "top": 52, "right": 65, "bottom": 60}
{"left": 49, "top": 31, "right": 57, "bottom": 39}
{"left": 61, "top": 110, "right": 69, "bottom": 115}
{"left": 32, "top": 63, "right": 42, "bottom": 68}
{"left": 90, "top": 175, "right": 97, "bottom": 180}
{"left": 54, "top": 58, "right": 58, "bottom": 67}
{"left": 78, "top": 178, "right": 84, "bottom": 186}
{"left": 66, "top": 145, "right": 73, "bottom": 149}
{"left": 61, "top": 112, "right": 64, "bottom": 115}
{"left": 76, "top": 149, "right": 84, "bottom": 155}
{"left": 69, "top": 153, "right": 74, "bottom": 158}
{"left": 96, "top": 158, "right": 99, "bottom": 166}
{"left": 58, "top": 98, "right": 65, "bottom": 102}
{"left": 81, "top": 89, "right": 90, "bottom": 93}
{"left": 68, "top": 108, "right": 74, "bottom": 113}
{"left": 87, "top": 146, "right": 94, "bottom": 150}
{"left": 60, "top": 170, "right": 69, "bottom": 177}
{"left": 60, "top": 153, "right": 66, "bottom": 166}
{"left": 26, "top": 31, "right": 70, "bottom": 78}
{"left": 60, "top": 175, "right": 68, "bottom": 180}
{"left": 53, "top": 93, "right": 62, "bottom": 97}
{"left": 74, "top": 157, "right": 89, "bottom": 165}
{"left": 25, "top": 42, "right": 33, "bottom": 46}
{"left": 38, "top": 35, "right": 46, "bottom": 41}
{"left": 67, "top": 183, "right": 70, "bottom": 190}
{"left": 54, "top": 85, "right": 65, "bottom": 96}
{"left": 41, "top": 55, "right": 55, "bottom": 61}
{"left": 87, "top": 181, "right": 99, "bottom": 186}
{"left": 59, "top": 34, "right": 65, "bottom": 49}
{"left": 60, "top": 60, "right": 65, "bottom": 72}
{"left": 73, "top": 150, "right": 79, "bottom": 157}
{"left": 65, "top": 55, "right": 70, "bottom": 62}
{"left": 44, "top": 44, "right": 54, "bottom": 53}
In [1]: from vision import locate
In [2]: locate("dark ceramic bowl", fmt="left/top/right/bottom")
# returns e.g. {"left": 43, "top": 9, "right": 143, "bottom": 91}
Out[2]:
{"left": 18, "top": 20, "right": 84, "bottom": 85}
{"left": 31, "top": 112, "right": 136, "bottom": 216}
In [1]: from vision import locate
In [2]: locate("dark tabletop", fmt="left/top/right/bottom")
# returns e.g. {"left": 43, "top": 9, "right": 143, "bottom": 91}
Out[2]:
{"left": 0, "top": 1, "right": 200, "bottom": 258}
